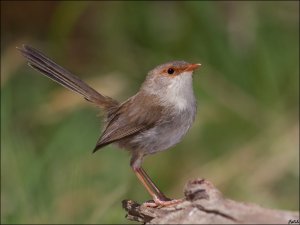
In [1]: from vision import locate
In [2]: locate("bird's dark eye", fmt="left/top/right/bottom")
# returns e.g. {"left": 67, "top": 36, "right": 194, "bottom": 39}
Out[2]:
{"left": 167, "top": 68, "right": 174, "bottom": 74}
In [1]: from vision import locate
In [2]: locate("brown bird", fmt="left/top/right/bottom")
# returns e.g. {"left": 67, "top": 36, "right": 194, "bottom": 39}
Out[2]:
{"left": 18, "top": 45, "right": 201, "bottom": 207}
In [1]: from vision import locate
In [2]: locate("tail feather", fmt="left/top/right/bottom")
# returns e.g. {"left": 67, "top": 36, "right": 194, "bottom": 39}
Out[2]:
{"left": 18, "top": 45, "right": 118, "bottom": 109}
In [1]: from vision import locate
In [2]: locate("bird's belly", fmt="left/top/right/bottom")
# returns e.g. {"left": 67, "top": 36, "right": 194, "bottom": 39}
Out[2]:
{"left": 130, "top": 109, "right": 195, "bottom": 155}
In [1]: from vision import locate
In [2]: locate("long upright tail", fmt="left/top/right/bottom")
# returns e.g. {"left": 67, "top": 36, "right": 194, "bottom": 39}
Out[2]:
{"left": 18, "top": 45, "right": 118, "bottom": 110}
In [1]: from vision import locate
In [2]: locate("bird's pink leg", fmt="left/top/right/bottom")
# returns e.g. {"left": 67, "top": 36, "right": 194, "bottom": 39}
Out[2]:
{"left": 133, "top": 167, "right": 183, "bottom": 207}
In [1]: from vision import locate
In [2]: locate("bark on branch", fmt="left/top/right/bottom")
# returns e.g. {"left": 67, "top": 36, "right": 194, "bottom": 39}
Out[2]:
{"left": 122, "top": 178, "right": 299, "bottom": 224}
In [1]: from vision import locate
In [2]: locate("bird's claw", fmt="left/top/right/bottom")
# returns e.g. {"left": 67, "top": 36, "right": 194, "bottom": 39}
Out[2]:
{"left": 142, "top": 198, "right": 184, "bottom": 208}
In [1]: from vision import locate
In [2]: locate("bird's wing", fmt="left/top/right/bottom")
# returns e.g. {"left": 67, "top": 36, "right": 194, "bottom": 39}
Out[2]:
{"left": 93, "top": 93, "right": 164, "bottom": 152}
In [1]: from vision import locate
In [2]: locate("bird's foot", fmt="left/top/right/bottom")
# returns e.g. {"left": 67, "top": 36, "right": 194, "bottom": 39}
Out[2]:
{"left": 142, "top": 197, "right": 184, "bottom": 208}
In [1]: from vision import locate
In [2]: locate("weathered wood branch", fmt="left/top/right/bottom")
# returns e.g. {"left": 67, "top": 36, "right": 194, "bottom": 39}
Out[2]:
{"left": 122, "top": 178, "right": 299, "bottom": 224}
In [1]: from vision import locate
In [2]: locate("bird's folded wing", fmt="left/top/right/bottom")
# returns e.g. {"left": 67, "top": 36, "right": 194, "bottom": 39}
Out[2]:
{"left": 93, "top": 93, "right": 164, "bottom": 152}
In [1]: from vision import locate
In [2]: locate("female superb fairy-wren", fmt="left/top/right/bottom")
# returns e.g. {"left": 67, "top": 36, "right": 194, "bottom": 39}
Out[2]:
{"left": 18, "top": 45, "right": 201, "bottom": 207}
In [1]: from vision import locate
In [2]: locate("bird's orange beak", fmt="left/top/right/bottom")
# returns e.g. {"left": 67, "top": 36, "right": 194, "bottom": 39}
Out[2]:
{"left": 185, "top": 63, "right": 201, "bottom": 72}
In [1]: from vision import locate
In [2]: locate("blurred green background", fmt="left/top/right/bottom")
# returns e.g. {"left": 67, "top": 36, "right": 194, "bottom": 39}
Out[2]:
{"left": 1, "top": 1, "right": 299, "bottom": 224}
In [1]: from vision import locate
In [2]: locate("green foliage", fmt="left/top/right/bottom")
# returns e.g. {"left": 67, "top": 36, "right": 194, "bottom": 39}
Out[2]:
{"left": 1, "top": 1, "right": 299, "bottom": 224}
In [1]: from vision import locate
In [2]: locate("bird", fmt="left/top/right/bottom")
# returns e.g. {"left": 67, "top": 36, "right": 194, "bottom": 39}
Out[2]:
{"left": 18, "top": 45, "right": 201, "bottom": 207}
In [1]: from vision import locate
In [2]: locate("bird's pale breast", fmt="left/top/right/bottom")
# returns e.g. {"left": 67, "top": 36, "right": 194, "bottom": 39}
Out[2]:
{"left": 130, "top": 103, "right": 196, "bottom": 155}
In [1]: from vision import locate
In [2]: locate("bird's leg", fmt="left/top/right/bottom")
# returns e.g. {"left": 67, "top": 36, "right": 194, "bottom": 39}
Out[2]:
{"left": 133, "top": 167, "right": 184, "bottom": 207}
{"left": 135, "top": 167, "right": 169, "bottom": 200}
{"left": 131, "top": 153, "right": 183, "bottom": 207}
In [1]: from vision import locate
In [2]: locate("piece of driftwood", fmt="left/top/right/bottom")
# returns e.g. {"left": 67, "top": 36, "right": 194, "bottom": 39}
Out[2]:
{"left": 122, "top": 179, "right": 299, "bottom": 224}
